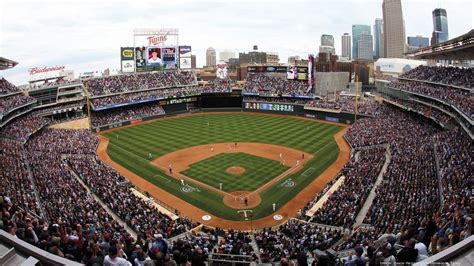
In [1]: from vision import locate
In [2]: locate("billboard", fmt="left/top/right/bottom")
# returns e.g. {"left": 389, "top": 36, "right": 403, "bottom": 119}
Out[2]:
{"left": 287, "top": 66, "right": 308, "bottom": 80}
{"left": 120, "top": 47, "right": 135, "bottom": 73}
{"left": 179, "top": 57, "right": 192, "bottom": 69}
{"left": 179, "top": 46, "right": 192, "bottom": 69}
{"left": 247, "top": 66, "right": 287, "bottom": 73}
{"left": 287, "top": 65, "right": 296, "bottom": 79}
{"left": 179, "top": 46, "right": 192, "bottom": 57}
{"left": 121, "top": 60, "right": 135, "bottom": 73}
{"left": 216, "top": 61, "right": 228, "bottom": 79}
{"left": 135, "top": 46, "right": 178, "bottom": 72}
{"left": 244, "top": 102, "right": 295, "bottom": 112}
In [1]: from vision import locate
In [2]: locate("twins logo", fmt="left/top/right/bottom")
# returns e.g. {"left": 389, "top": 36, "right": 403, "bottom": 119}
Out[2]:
{"left": 181, "top": 184, "right": 201, "bottom": 193}
{"left": 280, "top": 178, "right": 295, "bottom": 188}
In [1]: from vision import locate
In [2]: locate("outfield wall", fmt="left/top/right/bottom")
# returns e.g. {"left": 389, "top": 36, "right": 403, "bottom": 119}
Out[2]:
{"left": 93, "top": 95, "right": 370, "bottom": 132}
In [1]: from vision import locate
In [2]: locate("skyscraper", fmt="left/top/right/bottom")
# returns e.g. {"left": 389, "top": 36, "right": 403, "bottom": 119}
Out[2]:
{"left": 432, "top": 8, "right": 449, "bottom": 45}
{"left": 352, "top": 25, "right": 371, "bottom": 59}
{"left": 219, "top": 50, "right": 235, "bottom": 63}
{"left": 358, "top": 33, "right": 374, "bottom": 60}
{"left": 382, "top": 0, "right": 406, "bottom": 58}
{"left": 206, "top": 47, "right": 216, "bottom": 67}
{"left": 319, "top": 34, "right": 335, "bottom": 56}
{"left": 321, "top": 34, "right": 335, "bottom": 47}
{"left": 374, "top": 18, "right": 384, "bottom": 59}
{"left": 341, "top": 33, "right": 351, "bottom": 60}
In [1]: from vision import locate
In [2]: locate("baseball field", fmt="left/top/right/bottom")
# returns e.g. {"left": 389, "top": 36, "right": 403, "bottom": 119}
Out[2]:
{"left": 97, "top": 112, "right": 348, "bottom": 228}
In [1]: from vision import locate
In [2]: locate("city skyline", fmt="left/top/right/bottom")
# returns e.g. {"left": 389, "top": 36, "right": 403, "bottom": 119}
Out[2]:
{"left": 1, "top": 0, "right": 473, "bottom": 84}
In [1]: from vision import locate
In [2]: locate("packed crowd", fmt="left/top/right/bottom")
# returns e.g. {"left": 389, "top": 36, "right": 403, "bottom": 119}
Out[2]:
{"left": 311, "top": 146, "right": 386, "bottom": 228}
{"left": 434, "top": 130, "right": 474, "bottom": 216}
{"left": 0, "top": 140, "right": 40, "bottom": 216}
{"left": 0, "top": 93, "right": 36, "bottom": 114}
{"left": 0, "top": 112, "right": 51, "bottom": 142}
{"left": 86, "top": 71, "right": 197, "bottom": 96}
{"left": 388, "top": 79, "right": 473, "bottom": 119}
{"left": 0, "top": 77, "right": 20, "bottom": 94}
{"left": 91, "top": 103, "right": 165, "bottom": 127}
{"left": 243, "top": 73, "right": 311, "bottom": 96}
{"left": 244, "top": 96, "right": 311, "bottom": 105}
{"left": 91, "top": 86, "right": 203, "bottom": 108}
{"left": 305, "top": 96, "right": 380, "bottom": 115}
{"left": 255, "top": 220, "right": 343, "bottom": 263}
{"left": 401, "top": 65, "right": 474, "bottom": 88}
{"left": 379, "top": 92, "right": 453, "bottom": 126}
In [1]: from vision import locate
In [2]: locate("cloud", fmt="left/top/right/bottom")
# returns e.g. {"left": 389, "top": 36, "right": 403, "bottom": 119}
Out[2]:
{"left": 1, "top": 0, "right": 472, "bottom": 85}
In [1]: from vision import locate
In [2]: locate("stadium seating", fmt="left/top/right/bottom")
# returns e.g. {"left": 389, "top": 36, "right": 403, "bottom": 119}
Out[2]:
{"left": 305, "top": 96, "right": 380, "bottom": 115}
{"left": 243, "top": 73, "right": 311, "bottom": 96}
{"left": 1, "top": 74, "right": 472, "bottom": 264}
{"left": 86, "top": 71, "right": 197, "bottom": 96}
{"left": 400, "top": 65, "right": 473, "bottom": 89}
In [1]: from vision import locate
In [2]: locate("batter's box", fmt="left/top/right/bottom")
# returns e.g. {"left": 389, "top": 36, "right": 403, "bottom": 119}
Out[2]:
{"left": 301, "top": 167, "right": 316, "bottom": 177}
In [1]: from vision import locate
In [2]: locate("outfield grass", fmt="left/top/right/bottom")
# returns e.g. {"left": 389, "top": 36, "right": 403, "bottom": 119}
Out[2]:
{"left": 182, "top": 152, "right": 289, "bottom": 192}
{"left": 103, "top": 113, "right": 343, "bottom": 220}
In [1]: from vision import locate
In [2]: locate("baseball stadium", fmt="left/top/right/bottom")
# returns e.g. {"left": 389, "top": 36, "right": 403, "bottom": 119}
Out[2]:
{"left": 1, "top": 2, "right": 473, "bottom": 265}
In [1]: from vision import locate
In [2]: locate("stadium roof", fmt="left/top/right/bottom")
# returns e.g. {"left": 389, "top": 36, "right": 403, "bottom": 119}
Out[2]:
{"left": 0, "top": 56, "right": 18, "bottom": 70}
{"left": 406, "top": 29, "right": 474, "bottom": 60}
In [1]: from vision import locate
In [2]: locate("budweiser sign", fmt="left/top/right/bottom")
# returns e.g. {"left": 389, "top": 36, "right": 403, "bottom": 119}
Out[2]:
{"left": 29, "top": 66, "right": 66, "bottom": 75}
{"left": 147, "top": 35, "right": 167, "bottom": 46}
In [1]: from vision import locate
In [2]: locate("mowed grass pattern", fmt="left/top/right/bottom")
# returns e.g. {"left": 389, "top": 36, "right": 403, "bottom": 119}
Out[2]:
{"left": 182, "top": 153, "right": 289, "bottom": 192}
{"left": 103, "top": 113, "right": 344, "bottom": 220}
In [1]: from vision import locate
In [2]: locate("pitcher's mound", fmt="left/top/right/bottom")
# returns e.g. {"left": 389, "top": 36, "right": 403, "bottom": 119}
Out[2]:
{"left": 226, "top": 166, "right": 246, "bottom": 175}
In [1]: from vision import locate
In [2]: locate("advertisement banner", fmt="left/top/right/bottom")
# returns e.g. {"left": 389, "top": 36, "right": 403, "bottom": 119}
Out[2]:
{"left": 308, "top": 54, "right": 314, "bottom": 87}
{"left": 120, "top": 47, "right": 134, "bottom": 61}
{"left": 179, "top": 57, "right": 192, "bottom": 69}
{"left": 179, "top": 46, "right": 192, "bottom": 57}
{"left": 161, "top": 47, "right": 177, "bottom": 69}
{"left": 287, "top": 65, "right": 296, "bottom": 80}
{"left": 121, "top": 60, "right": 135, "bottom": 73}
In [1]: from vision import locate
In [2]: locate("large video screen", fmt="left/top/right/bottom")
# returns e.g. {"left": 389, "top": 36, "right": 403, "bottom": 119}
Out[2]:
{"left": 135, "top": 46, "right": 178, "bottom": 72}
{"left": 287, "top": 66, "right": 308, "bottom": 80}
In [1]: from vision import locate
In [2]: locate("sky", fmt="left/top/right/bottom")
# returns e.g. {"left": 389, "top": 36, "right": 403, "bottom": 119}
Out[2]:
{"left": 0, "top": 0, "right": 473, "bottom": 85}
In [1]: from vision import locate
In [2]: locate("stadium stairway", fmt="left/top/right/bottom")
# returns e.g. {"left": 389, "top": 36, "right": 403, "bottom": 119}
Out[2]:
{"left": 249, "top": 234, "right": 262, "bottom": 264}
{"left": 63, "top": 157, "right": 138, "bottom": 240}
{"left": 353, "top": 144, "right": 392, "bottom": 227}
{"left": 22, "top": 150, "right": 47, "bottom": 220}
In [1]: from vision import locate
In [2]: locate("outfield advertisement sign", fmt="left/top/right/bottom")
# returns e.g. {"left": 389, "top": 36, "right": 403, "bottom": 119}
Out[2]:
{"left": 244, "top": 102, "right": 295, "bottom": 112}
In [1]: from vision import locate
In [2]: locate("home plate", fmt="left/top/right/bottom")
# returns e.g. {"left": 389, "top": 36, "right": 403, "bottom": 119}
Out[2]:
{"left": 202, "top": 215, "right": 212, "bottom": 221}
{"left": 273, "top": 214, "right": 283, "bottom": 221}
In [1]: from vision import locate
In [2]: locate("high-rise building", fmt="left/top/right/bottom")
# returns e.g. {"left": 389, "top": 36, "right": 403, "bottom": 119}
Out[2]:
{"left": 238, "top": 51, "right": 267, "bottom": 65}
{"left": 382, "top": 0, "right": 406, "bottom": 58}
{"left": 319, "top": 34, "right": 335, "bottom": 56}
{"left": 321, "top": 34, "right": 335, "bottom": 47}
{"left": 408, "top": 35, "right": 430, "bottom": 51}
{"left": 341, "top": 33, "right": 351, "bottom": 60}
{"left": 358, "top": 33, "right": 374, "bottom": 60}
{"left": 352, "top": 25, "right": 371, "bottom": 59}
{"left": 432, "top": 8, "right": 449, "bottom": 45}
{"left": 219, "top": 50, "right": 235, "bottom": 63}
{"left": 206, "top": 47, "right": 216, "bottom": 67}
{"left": 374, "top": 18, "right": 384, "bottom": 59}
{"left": 191, "top": 55, "right": 196, "bottom": 69}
